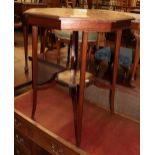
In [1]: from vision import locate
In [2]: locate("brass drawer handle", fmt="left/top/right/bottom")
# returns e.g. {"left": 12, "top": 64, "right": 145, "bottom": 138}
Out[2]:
{"left": 58, "top": 148, "right": 64, "bottom": 154}
{"left": 14, "top": 118, "right": 22, "bottom": 128}
{"left": 51, "top": 143, "right": 64, "bottom": 155}
{"left": 15, "top": 134, "right": 24, "bottom": 145}
{"left": 51, "top": 143, "right": 56, "bottom": 150}
{"left": 16, "top": 149, "right": 20, "bottom": 155}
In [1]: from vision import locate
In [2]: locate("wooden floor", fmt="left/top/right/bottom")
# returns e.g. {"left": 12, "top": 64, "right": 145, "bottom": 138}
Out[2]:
{"left": 15, "top": 83, "right": 140, "bottom": 155}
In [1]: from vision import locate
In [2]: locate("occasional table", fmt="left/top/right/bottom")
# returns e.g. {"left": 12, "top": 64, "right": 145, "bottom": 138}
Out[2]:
{"left": 24, "top": 8, "right": 133, "bottom": 146}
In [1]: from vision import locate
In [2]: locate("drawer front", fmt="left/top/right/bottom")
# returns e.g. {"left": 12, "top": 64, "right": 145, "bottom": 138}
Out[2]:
{"left": 15, "top": 110, "right": 88, "bottom": 155}
{"left": 24, "top": 126, "right": 84, "bottom": 155}
{"left": 14, "top": 116, "right": 33, "bottom": 137}
{"left": 32, "top": 131, "right": 80, "bottom": 155}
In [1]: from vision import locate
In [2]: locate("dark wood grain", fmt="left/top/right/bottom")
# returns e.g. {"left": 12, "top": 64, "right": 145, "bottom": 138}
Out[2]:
{"left": 110, "top": 30, "right": 122, "bottom": 113}
{"left": 31, "top": 26, "right": 38, "bottom": 119}
{"left": 77, "top": 32, "right": 88, "bottom": 146}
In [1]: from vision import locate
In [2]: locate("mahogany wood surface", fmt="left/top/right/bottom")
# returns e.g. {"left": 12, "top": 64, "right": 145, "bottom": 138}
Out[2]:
{"left": 24, "top": 8, "right": 133, "bottom": 24}
{"left": 31, "top": 26, "right": 38, "bottom": 119}
{"left": 24, "top": 7, "right": 133, "bottom": 146}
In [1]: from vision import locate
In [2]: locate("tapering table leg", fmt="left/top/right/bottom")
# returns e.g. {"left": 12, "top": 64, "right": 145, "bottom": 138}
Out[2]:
{"left": 23, "top": 25, "right": 28, "bottom": 73}
{"left": 76, "top": 31, "right": 88, "bottom": 146}
{"left": 110, "top": 30, "right": 122, "bottom": 113}
{"left": 130, "top": 30, "right": 140, "bottom": 87}
{"left": 70, "top": 85, "right": 79, "bottom": 144}
{"left": 70, "top": 30, "right": 80, "bottom": 145}
{"left": 66, "top": 43, "right": 71, "bottom": 67}
{"left": 31, "top": 26, "right": 38, "bottom": 119}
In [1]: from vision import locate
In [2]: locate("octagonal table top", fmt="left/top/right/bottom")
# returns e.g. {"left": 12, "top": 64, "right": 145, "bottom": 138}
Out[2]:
{"left": 24, "top": 8, "right": 134, "bottom": 31}
{"left": 24, "top": 8, "right": 134, "bottom": 22}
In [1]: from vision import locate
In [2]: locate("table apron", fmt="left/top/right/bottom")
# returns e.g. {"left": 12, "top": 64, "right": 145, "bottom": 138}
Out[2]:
{"left": 25, "top": 15, "right": 132, "bottom": 32}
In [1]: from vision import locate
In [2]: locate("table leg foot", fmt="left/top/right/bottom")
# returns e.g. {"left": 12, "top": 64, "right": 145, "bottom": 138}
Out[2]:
{"left": 31, "top": 110, "right": 36, "bottom": 120}
{"left": 130, "top": 78, "right": 136, "bottom": 88}
{"left": 24, "top": 66, "right": 29, "bottom": 73}
{"left": 31, "top": 95, "right": 37, "bottom": 120}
